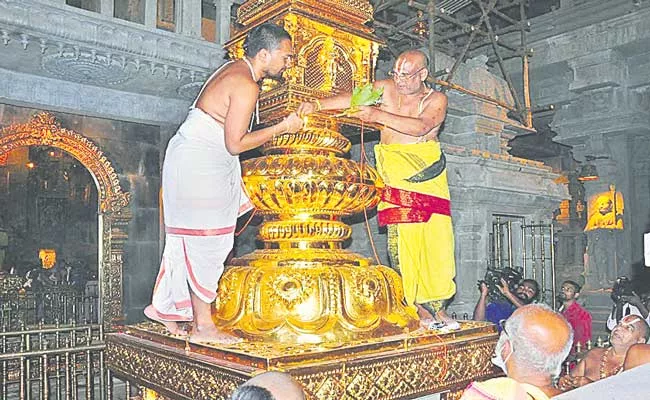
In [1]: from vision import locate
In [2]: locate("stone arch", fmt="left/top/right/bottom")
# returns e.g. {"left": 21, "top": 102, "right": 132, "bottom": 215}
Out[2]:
{"left": 0, "top": 112, "right": 131, "bottom": 329}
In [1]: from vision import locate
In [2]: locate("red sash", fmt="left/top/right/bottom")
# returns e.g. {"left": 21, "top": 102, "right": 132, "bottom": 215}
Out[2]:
{"left": 377, "top": 186, "right": 451, "bottom": 226}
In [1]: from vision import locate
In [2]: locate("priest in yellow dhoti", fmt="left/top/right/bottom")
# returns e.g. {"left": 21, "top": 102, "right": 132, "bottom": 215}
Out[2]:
{"left": 298, "top": 49, "right": 457, "bottom": 328}
{"left": 375, "top": 141, "right": 456, "bottom": 322}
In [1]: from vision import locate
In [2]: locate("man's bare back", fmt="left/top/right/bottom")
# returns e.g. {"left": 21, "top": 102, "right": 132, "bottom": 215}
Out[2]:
{"left": 195, "top": 60, "right": 258, "bottom": 126}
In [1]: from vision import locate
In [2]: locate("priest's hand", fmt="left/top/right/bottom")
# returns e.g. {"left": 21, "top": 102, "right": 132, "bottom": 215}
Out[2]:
{"left": 296, "top": 101, "right": 319, "bottom": 117}
{"left": 353, "top": 106, "right": 377, "bottom": 123}
{"left": 284, "top": 112, "right": 304, "bottom": 134}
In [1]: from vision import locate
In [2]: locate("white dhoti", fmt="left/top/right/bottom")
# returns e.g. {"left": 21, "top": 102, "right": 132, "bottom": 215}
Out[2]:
{"left": 148, "top": 108, "right": 252, "bottom": 321}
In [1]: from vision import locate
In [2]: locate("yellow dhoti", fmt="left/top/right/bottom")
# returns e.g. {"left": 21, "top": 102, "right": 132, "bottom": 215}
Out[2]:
{"left": 375, "top": 141, "right": 456, "bottom": 309}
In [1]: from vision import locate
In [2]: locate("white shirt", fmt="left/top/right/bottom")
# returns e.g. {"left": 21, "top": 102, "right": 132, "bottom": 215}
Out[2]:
{"left": 606, "top": 302, "right": 650, "bottom": 330}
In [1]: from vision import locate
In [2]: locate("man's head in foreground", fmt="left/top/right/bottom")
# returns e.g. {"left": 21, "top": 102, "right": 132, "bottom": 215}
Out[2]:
{"left": 230, "top": 371, "right": 305, "bottom": 400}
{"left": 493, "top": 303, "right": 573, "bottom": 378}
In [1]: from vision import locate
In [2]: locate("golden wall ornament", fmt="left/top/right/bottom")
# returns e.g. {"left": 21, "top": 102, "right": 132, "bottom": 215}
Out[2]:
{"left": 211, "top": 0, "right": 422, "bottom": 344}
{"left": 0, "top": 112, "right": 131, "bottom": 329}
{"left": 38, "top": 248, "right": 57, "bottom": 269}
{"left": 584, "top": 184, "right": 624, "bottom": 232}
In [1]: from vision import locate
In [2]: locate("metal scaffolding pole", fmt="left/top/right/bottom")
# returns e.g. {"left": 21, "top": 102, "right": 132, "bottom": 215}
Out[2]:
{"left": 428, "top": 0, "right": 436, "bottom": 76}
{"left": 520, "top": 0, "right": 532, "bottom": 127}
{"left": 475, "top": 0, "right": 525, "bottom": 116}
{"left": 379, "top": 0, "right": 534, "bottom": 129}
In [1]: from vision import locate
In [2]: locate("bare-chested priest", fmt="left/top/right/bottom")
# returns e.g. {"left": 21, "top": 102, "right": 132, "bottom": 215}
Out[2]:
{"left": 297, "top": 49, "right": 456, "bottom": 329}
{"left": 145, "top": 23, "right": 304, "bottom": 343}
{"left": 558, "top": 314, "right": 649, "bottom": 391}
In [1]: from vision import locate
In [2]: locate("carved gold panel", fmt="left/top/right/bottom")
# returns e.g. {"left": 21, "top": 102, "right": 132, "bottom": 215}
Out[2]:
{"left": 107, "top": 322, "right": 499, "bottom": 400}
{"left": 226, "top": 12, "right": 381, "bottom": 122}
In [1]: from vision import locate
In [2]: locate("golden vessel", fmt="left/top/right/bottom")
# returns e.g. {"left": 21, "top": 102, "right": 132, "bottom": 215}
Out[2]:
{"left": 213, "top": 0, "right": 421, "bottom": 343}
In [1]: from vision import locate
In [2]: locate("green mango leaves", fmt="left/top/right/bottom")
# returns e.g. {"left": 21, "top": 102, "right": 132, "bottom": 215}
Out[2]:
{"left": 335, "top": 83, "right": 384, "bottom": 117}
{"left": 350, "top": 84, "right": 384, "bottom": 108}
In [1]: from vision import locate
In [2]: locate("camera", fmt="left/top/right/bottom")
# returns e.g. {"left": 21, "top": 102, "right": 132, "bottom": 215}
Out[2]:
{"left": 480, "top": 267, "right": 523, "bottom": 302}
{"left": 611, "top": 276, "right": 635, "bottom": 303}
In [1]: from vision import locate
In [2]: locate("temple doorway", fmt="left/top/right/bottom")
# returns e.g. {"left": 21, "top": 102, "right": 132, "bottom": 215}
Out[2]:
{"left": 0, "top": 112, "right": 131, "bottom": 329}
{"left": 0, "top": 144, "right": 99, "bottom": 327}
{"left": 0, "top": 113, "right": 132, "bottom": 399}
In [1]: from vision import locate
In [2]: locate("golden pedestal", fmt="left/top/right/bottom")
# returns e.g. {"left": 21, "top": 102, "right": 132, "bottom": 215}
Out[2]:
{"left": 107, "top": 322, "right": 499, "bottom": 399}
{"left": 106, "top": 1, "right": 500, "bottom": 398}
{"left": 211, "top": 0, "right": 421, "bottom": 343}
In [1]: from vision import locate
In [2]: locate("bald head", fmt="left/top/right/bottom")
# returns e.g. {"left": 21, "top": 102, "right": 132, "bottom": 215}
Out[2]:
{"left": 504, "top": 304, "right": 573, "bottom": 376}
{"left": 624, "top": 315, "right": 649, "bottom": 342}
{"left": 397, "top": 50, "right": 428, "bottom": 69}
{"left": 231, "top": 371, "right": 305, "bottom": 400}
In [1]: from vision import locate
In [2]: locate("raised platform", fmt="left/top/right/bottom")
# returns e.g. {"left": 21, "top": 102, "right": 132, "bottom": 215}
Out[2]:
{"left": 106, "top": 321, "right": 499, "bottom": 400}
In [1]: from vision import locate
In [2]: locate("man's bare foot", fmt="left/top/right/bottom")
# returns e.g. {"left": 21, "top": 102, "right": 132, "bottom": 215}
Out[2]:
{"left": 434, "top": 309, "right": 460, "bottom": 330}
{"left": 189, "top": 324, "right": 242, "bottom": 345}
{"left": 416, "top": 304, "right": 434, "bottom": 320}
{"left": 144, "top": 305, "right": 187, "bottom": 336}
{"left": 419, "top": 317, "right": 436, "bottom": 329}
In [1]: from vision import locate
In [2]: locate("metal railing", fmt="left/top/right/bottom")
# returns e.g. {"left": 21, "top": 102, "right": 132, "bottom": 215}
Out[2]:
{"left": 1, "top": 290, "right": 99, "bottom": 330}
{"left": 489, "top": 215, "right": 558, "bottom": 308}
{"left": 0, "top": 322, "right": 139, "bottom": 400}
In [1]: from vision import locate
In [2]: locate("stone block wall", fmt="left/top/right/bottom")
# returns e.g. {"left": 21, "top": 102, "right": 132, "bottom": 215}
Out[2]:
{"left": 507, "top": 1, "right": 650, "bottom": 291}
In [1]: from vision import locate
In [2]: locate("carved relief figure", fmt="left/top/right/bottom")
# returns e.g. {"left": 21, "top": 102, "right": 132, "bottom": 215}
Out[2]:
{"left": 318, "top": 37, "right": 342, "bottom": 91}
{"left": 584, "top": 186, "right": 624, "bottom": 232}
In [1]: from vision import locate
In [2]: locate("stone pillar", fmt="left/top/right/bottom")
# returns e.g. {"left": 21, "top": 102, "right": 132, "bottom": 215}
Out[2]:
{"left": 144, "top": 0, "right": 157, "bottom": 28}
{"left": 176, "top": 0, "right": 202, "bottom": 38}
{"left": 581, "top": 156, "right": 629, "bottom": 289}
{"left": 549, "top": 46, "right": 637, "bottom": 290}
{"left": 0, "top": 230, "right": 7, "bottom": 269}
{"left": 214, "top": 0, "right": 233, "bottom": 45}
{"left": 100, "top": 0, "right": 114, "bottom": 16}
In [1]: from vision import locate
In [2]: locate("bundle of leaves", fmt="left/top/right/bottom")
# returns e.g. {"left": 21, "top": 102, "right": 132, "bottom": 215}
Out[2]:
{"left": 336, "top": 84, "right": 384, "bottom": 117}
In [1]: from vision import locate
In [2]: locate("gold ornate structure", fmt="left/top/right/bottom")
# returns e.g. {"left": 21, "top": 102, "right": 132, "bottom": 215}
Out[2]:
{"left": 212, "top": 0, "right": 420, "bottom": 344}
{"left": 0, "top": 112, "right": 131, "bottom": 328}
{"left": 584, "top": 185, "right": 624, "bottom": 232}
{"left": 107, "top": 2, "right": 500, "bottom": 398}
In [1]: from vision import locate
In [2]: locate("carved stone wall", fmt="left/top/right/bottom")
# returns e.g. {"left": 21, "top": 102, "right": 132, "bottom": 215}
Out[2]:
{"left": 512, "top": 1, "right": 650, "bottom": 291}
{"left": 499, "top": 0, "right": 650, "bottom": 337}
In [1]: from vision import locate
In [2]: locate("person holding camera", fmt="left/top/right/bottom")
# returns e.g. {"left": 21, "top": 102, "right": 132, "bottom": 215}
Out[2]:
{"left": 473, "top": 274, "right": 540, "bottom": 331}
{"left": 606, "top": 276, "right": 650, "bottom": 331}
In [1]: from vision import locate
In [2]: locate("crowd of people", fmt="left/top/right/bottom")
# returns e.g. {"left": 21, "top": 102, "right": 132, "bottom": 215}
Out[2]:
{"left": 227, "top": 294, "right": 649, "bottom": 400}
{"left": 467, "top": 273, "right": 649, "bottom": 399}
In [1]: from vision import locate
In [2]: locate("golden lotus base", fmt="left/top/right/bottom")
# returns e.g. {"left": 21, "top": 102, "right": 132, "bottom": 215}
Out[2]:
{"left": 106, "top": 321, "right": 499, "bottom": 400}
{"left": 213, "top": 249, "right": 421, "bottom": 344}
